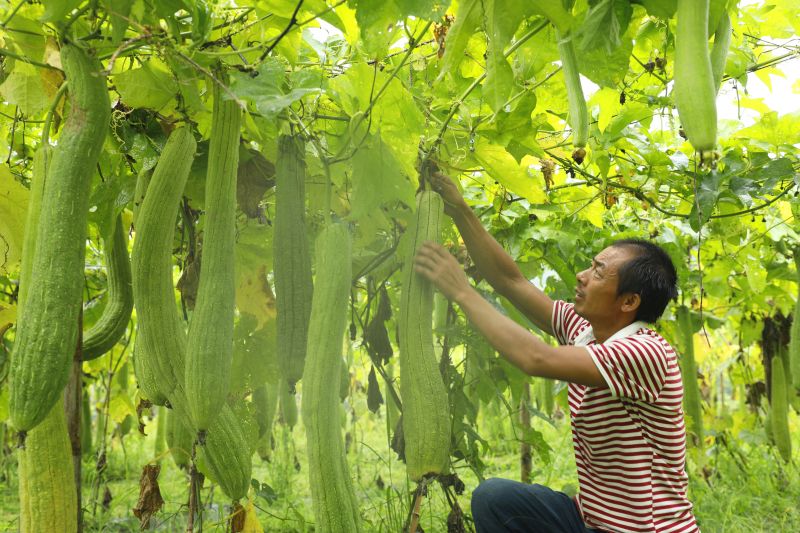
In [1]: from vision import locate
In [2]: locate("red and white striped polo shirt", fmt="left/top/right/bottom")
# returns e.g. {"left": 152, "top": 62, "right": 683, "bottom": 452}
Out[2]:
{"left": 552, "top": 300, "right": 699, "bottom": 533}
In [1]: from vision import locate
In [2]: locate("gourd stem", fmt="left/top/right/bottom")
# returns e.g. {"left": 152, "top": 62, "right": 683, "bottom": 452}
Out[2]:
{"left": 42, "top": 82, "right": 68, "bottom": 145}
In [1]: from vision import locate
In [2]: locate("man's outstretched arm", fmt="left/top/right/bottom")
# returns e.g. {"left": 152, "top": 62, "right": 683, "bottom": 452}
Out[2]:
{"left": 430, "top": 172, "right": 555, "bottom": 336}
{"left": 413, "top": 241, "right": 604, "bottom": 387}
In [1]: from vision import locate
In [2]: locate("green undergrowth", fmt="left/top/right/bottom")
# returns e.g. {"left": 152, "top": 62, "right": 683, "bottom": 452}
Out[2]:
{"left": 1, "top": 394, "right": 798, "bottom": 532}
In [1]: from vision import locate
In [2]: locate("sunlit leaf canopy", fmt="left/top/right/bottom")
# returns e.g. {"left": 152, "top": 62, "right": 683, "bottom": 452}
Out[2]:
{"left": 0, "top": 0, "right": 798, "bottom": 337}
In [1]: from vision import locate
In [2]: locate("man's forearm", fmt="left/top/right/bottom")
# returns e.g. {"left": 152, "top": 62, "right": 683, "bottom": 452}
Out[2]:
{"left": 454, "top": 288, "right": 606, "bottom": 387}
{"left": 454, "top": 286, "right": 545, "bottom": 375}
{"left": 451, "top": 203, "right": 525, "bottom": 291}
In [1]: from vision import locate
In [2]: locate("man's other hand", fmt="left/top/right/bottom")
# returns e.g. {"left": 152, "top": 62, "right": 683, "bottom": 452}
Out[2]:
{"left": 413, "top": 241, "right": 472, "bottom": 303}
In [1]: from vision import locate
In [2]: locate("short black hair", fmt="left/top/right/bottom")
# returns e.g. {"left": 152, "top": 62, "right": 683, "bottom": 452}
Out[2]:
{"left": 611, "top": 239, "right": 678, "bottom": 323}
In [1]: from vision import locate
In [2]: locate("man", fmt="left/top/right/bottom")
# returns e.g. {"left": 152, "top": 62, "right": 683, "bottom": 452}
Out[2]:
{"left": 413, "top": 172, "right": 699, "bottom": 533}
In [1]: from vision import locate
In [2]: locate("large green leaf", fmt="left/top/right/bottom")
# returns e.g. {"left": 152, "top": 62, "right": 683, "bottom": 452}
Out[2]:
{"left": 229, "top": 59, "right": 321, "bottom": 116}
{"left": 330, "top": 63, "right": 425, "bottom": 179}
{"left": 578, "top": 0, "right": 633, "bottom": 54}
{"left": 436, "top": 0, "right": 482, "bottom": 81}
{"left": 41, "top": 0, "right": 82, "bottom": 22}
{"left": 482, "top": 0, "right": 527, "bottom": 113}
{"left": 349, "top": 134, "right": 415, "bottom": 221}
{"left": 114, "top": 61, "right": 179, "bottom": 111}
{"left": 472, "top": 139, "right": 546, "bottom": 204}
{"left": 0, "top": 64, "right": 54, "bottom": 116}
{"left": 350, "top": 0, "right": 401, "bottom": 58}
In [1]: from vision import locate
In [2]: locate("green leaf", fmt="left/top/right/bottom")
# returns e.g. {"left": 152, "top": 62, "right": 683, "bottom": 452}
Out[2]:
{"left": 0, "top": 166, "right": 29, "bottom": 275}
{"left": 482, "top": 0, "right": 526, "bottom": 112}
{"left": 230, "top": 315, "right": 279, "bottom": 394}
{"left": 229, "top": 59, "right": 321, "bottom": 116}
{"left": 114, "top": 61, "right": 178, "bottom": 110}
{"left": 688, "top": 171, "right": 721, "bottom": 231}
{"left": 472, "top": 139, "right": 546, "bottom": 204}
{"left": 579, "top": 0, "right": 633, "bottom": 54}
{"left": 103, "top": 0, "right": 135, "bottom": 45}
{"left": 330, "top": 63, "right": 425, "bottom": 179}
{"left": 395, "top": 0, "right": 444, "bottom": 18}
{"left": 744, "top": 157, "right": 795, "bottom": 188}
{"left": 109, "top": 393, "right": 137, "bottom": 424}
{"left": 631, "top": 0, "right": 676, "bottom": 19}
{"left": 436, "top": 0, "right": 482, "bottom": 81}
{"left": 589, "top": 87, "right": 622, "bottom": 133}
{"left": 734, "top": 111, "right": 800, "bottom": 148}
{"left": 577, "top": 20, "right": 635, "bottom": 87}
{"left": 4, "top": 16, "right": 46, "bottom": 62}
{"left": 350, "top": 0, "right": 401, "bottom": 58}
{"left": 0, "top": 65, "right": 53, "bottom": 116}
{"left": 349, "top": 134, "right": 415, "bottom": 221}
{"left": 89, "top": 170, "right": 134, "bottom": 243}
{"left": 41, "top": 0, "right": 82, "bottom": 22}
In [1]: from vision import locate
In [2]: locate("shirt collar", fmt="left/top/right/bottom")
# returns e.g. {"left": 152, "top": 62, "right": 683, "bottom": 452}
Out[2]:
{"left": 573, "top": 320, "right": 649, "bottom": 347}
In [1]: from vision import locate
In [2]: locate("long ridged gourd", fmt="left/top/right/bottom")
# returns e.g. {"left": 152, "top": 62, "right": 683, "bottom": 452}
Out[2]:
{"left": 274, "top": 136, "right": 313, "bottom": 390}
{"left": 154, "top": 405, "right": 167, "bottom": 460}
{"left": 279, "top": 379, "right": 298, "bottom": 428}
{"left": 130, "top": 127, "right": 251, "bottom": 499}
{"left": 770, "top": 354, "right": 792, "bottom": 462}
{"left": 185, "top": 84, "right": 241, "bottom": 433}
{"left": 16, "top": 146, "right": 77, "bottom": 532}
{"left": 18, "top": 400, "right": 77, "bottom": 533}
{"left": 10, "top": 44, "right": 110, "bottom": 433}
{"left": 185, "top": 393, "right": 252, "bottom": 500}
{"left": 710, "top": 12, "right": 731, "bottom": 94}
{"left": 790, "top": 250, "right": 800, "bottom": 392}
{"left": 131, "top": 127, "right": 196, "bottom": 403}
{"left": 301, "top": 223, "right": 361, "bottom": 532}
{"left": 17, "top": 147, "right": 50, "bottom": 316}
{"left": 130, "top": 168, "right": 167, "bottom": 405}
{"left": 677, "top": 306, "right": 703, "bottom": 445}
{"left": 253, "top": 384, "right": 279, "bottom": 460}
{"left": 556, "top": 31, "right": 588, "bottom": 155}
{"left": 165, "top": 409, "right": 193, "bottom": 470}
{"left": 82, "top": 213, "right": 133, "bottom": 360}
{"left": 399, "top": 191, "right": 451, "bottom": 481}
{"left": 132, "top": 167, "right": 151, "bottom": 225}
{"left": 674, "top": 0, "right": 717, "bottom": 153}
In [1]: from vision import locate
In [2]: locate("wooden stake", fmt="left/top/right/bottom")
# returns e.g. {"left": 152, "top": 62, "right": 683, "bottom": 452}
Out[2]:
{"left": 520, "top": 381, "right": 532, "bottom": 484}
{"left": 408, "top": 483, "right": 425, "bottom": 533}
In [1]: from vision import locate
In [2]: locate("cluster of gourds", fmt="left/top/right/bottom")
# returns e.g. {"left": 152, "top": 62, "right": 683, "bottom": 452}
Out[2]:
{"left": 11, "top": 4, "right": 752, "bottom": 530}
{"left": 8, "top": 44, "right": 254, "bottom": 531}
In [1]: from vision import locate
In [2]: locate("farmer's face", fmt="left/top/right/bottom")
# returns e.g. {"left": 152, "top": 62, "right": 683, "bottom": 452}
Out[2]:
{"left": 574, "top": 246, "right": 636, "bottom": 322}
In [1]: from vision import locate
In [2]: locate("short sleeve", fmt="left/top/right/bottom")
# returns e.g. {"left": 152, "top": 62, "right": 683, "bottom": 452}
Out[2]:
{"left": 586, "top": 335, "right": 669, "bottom": 402}
{"left": 551, "top": 300, "right": 590, "bottom": 346}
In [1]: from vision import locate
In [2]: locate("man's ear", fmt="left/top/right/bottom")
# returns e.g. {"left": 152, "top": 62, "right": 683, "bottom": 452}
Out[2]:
{"left": 620, "top": 293, "right": 641, "bottom": 314}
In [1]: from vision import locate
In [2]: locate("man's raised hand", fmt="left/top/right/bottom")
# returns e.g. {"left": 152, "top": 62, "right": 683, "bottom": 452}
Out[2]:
{"left": 428, "top": 171, "right": 466, "bottom": 217}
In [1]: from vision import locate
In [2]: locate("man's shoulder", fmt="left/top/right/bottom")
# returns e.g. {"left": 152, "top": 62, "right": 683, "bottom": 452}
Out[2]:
{"left": 622, "top": 327, "right": 677, "bottom": 358}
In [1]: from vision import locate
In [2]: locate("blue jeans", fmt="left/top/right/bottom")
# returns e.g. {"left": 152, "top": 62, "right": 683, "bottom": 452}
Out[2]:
{"left": 471, "top": 478, "right": 603, "bottom": 532}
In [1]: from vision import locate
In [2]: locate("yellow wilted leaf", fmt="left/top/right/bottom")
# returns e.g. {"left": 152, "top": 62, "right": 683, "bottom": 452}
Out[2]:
{"left": 581, "top": 198, "right": 605, "bottom": 228}
{"left": 242, "top": 500, "right": 264, "bottom": 533}
{"left": 0, "top": 302, "right": 17, "bottom": 328}
{"left": 109, "top": 393, "right": 137, "bottom": 425}
{"left": 236, "top": 265, "right": 276, "bottom": 330}
{"left": 0, "top": 165, "right": 29, "bottom": 275}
